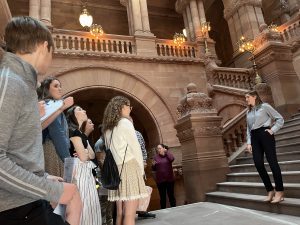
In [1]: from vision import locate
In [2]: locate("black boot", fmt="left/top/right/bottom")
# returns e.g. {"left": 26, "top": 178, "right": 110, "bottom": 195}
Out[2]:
{"left": 137, "top": 211, "right": 156, "bottom": 219}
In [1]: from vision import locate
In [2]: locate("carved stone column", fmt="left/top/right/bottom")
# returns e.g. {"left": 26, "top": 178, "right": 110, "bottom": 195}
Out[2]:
{"left": 0, "top": 0, "right": 11, "bottom": 44}
{"left": 223, "top": 0, "right": 265, "bottom": 56}
{"left": 253, "top": 28, "right": 300, "bottom": 117}
{"left": 197, "top": 0, "right": 206, "bottom": 22}
{"left": 140, "top": 0, "right": 151, "bottom": 33}
{"left": 130, "top": 0, "right": 143, "bottom": 35}
{"left": 186, "top": 6, "right": 195, "bottom": 41}
{"left": 40, "top": 0, "right": 51, "bottom": 26}
{"left": 183, "top": 11, "right": 191, "bottom": 41}
{"left": 29, "top": 0, "right": 40, "bottom": 20}
{"left": 190, "top": 0, "right": 201, "bottom": 38}
{"left": 174, "top": 83, "right": 229, "bottom": 203}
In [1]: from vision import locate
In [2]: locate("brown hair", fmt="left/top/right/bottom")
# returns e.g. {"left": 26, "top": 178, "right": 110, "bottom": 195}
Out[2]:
{"left": 66, "top": 105, "right": 86, "bottom": 133}
{"left": 4, "top": 16, "right": 54, "bottom": 54}
{"left": 37, "top": 76, "right": 60, "bottom": 100}
{"left": 102, "top": 96, "right": 130, "bottom": 133}
{"left": 246, "top": 90, "right": 263, "bottom": 110}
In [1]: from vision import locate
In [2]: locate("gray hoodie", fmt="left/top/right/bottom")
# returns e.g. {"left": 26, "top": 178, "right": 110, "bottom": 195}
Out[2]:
{"left": 0, "top": 51, "right": 63, "bottom": 212}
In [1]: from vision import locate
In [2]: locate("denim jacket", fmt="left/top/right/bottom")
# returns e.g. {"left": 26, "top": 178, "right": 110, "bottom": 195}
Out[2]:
{"left": 43, "top": 113, "right": 71, "bottom": 160}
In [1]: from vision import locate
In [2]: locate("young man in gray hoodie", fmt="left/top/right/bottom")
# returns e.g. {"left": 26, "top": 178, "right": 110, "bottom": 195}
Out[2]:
{"left": 0, "top": 16, "right": 81, "bottom": 225}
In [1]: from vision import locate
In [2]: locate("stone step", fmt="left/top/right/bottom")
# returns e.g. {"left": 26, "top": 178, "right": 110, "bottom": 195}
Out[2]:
{"left": 285, "top": 117, "right": 300, "bottom": 126}
{"left": 276, "top": 142, "right": 300, "bottom": 153}
{"left": 230, "top": 160, "right": 300, "bottom": 173}
{"left": 236, "top": 151, "right": 300, "bottom": 164}
{"left": 227, "top": 171, "right": 300, "bottom": 183}
{"left": 217, "top": 182, "right": 300, "bottom": 198}
{"left": 276, "top": 127, "right": 300, "bottom": 138}
{"left": 275, "top": 134, "right": 300, "bottom": 146}
{"left": 206, "top": 192, "right": 300, "bottom": 217}
{"left": 277, "top": 122, "right": 300, "bottom": 134}
{"left": 291, "top": 113, "right": 300, "bottom": 119}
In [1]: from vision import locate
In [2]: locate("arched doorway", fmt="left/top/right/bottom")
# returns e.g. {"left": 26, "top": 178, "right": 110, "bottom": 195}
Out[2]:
{"left": 52, "top": 65, "right": 181, "bottom": 209}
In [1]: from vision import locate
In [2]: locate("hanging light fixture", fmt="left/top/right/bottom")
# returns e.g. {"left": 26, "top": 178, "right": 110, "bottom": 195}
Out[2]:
{"left": 173, "top": 33, "right": 185, "bottom": 46}
{"left": 79, "top": 2, "right": 93, "bottom": 28}
{"left": 90, "top": 24, "right": 104, "bottom": 38}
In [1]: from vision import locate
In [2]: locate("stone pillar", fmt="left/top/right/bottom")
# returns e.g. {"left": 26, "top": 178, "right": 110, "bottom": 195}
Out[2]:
{"left": 190, "top": 0, "right": 201, "bottom": 38}
{"left": 197, "top": 0, "right": 206, "bottom": 22}
{"left": 223, "top": 0, "right": 265, "bottom": 57}
{"left": 186, "top": 6, "right": 195, "bottom": 41}
{"left": 0, "top": 0, "right": 12, "bottom": 44}
{"left": 183, "top": 11, "right": 191, "bottom": 41}
{"left": 288, "top": 0, "right": 300, "bottom": 18}
{"left": 121, "top": 0, "right": 134, "bottom": 35}
{"left": 140, "top": 0, "right": 151, "bottom": 33}
{"left": 130, "top": 0, "right": 143, "bottom": 35}
{"left": 253, "top": 28, "right": 300, "bottom": 117}
{"left": 40, "top": 0, "right": 51, "bottom": 26}
{"left": 174, "top": 83, "right": 229, "bottom": 203}
{"left": 29, "top": 0, "right": 40, "bottom": 20}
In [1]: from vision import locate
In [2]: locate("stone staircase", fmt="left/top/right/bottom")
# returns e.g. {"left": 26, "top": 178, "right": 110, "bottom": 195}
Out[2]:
{"left": 206, "top": 111, "right": 300, "bottom": 217}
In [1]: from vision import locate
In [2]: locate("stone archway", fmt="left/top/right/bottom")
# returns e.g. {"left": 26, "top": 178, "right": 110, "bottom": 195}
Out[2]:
{"left": 53, "top": 65, "right": 179, "bottom": 148}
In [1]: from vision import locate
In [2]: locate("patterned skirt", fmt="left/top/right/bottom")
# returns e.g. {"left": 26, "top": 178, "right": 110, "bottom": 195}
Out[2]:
{"left": 43, "top": 140, "right": 64, "bottom": 177}
{"left": 73, "top": 158, "right": 102, "bottom": 225}
{"left": 108, "top": 158, "right": 149, "bottom": 201}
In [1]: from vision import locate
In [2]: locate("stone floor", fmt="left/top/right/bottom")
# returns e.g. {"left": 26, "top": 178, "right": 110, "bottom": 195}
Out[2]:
{"left": 137, "top": 202, "right": 300, "bottom": 225}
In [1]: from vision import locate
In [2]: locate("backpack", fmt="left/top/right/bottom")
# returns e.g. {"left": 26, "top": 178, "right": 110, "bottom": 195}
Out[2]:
{"left": 101, "top": 129, "right": 127, "bottom": 190}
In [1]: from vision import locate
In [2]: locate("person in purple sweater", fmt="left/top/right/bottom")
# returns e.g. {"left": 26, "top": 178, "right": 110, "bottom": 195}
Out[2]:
{"left": 152, "top": 144, "right": 176, "bottom": 209}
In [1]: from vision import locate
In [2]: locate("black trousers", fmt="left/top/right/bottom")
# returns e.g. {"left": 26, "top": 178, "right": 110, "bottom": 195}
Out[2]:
{"left": 0, "top": 200, "right": 69, "bottom": 225}
{"left": 251, "top": 127, "right": 284, "bottom": 192}
{"left": 157, "top": 181, "right": 176, "bottom": 209}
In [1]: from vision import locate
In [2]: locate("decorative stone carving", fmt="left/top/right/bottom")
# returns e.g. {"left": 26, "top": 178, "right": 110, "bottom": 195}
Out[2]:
{"left": 176, "top": 128, "right": 194, "bottom": 142}
{"left": 253, "top": 29, "right": 283, "bottom": 48}
{"left": 255, "top": 51, "right": 293, "bottom": 68}
{"left": 175, "top": 0, "right": 190, "bottom": 14}
{"left": 224, "top": 0, "right": 262, "bottom": 20}
{"left": 177, "top": 83, "right": 216, "bottom": 118}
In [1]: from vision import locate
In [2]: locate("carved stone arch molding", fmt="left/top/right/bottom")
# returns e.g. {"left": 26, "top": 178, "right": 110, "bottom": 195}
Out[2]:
{"left": 52, "top": 65, "right": 179, "bottom": 146}
{"left": 217, "top": 101, "right": 247, "bottom": 125}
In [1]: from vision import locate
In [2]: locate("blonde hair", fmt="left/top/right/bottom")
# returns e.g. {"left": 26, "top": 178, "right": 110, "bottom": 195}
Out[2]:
{"left": 102, "top": 96, "right": 130, "bottom": 132}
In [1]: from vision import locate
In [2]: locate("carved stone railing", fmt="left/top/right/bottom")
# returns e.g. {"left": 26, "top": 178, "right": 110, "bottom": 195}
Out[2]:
{"left": 52, "top": 29, "right": 136, "bottom": 55}
{"left": 156, "top": 39, "right": 197, "bottom": 58}
{"left": 222, "top": 108, "right": 247, "bottom": 158}
{"left": 279, "top": 13, "right": 300, "bottom": 52}
{"left": 209, "top": 66, "right": 254, "bottom": 90}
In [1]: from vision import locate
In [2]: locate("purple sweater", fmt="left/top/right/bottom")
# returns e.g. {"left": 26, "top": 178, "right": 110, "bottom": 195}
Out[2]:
{"left": 152, "top": 151, "right": 175, "bottom": 184}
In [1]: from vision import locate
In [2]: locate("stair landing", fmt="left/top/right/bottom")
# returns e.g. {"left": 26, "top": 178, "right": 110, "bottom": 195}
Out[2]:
{"left": 137, "top": 202, "right": 300, "bottom": 225}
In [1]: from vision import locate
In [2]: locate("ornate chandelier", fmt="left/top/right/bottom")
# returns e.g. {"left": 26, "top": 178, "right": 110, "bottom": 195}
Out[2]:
{"left": 173, "top": 33, "right": 185, "bottom": 46}
{"left": 79, "top": 7, "right": 93, "bottom": 28}
{"left": 90, "top": 24, "right": 104, "bottom": 38}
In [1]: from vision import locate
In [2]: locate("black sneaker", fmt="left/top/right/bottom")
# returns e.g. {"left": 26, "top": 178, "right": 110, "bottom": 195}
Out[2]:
{"left": 137, "top": 212, "right": 156, "bottom": 219}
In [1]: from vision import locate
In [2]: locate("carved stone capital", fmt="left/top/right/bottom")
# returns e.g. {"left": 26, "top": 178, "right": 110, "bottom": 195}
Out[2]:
{"left": 175, "top": 0, "right": 190, "bottom": 14}
{"left": 224, "top": 0, "right": 262, "bottom": 20}
{"left": 120, "top": 0, "right": 128, "bottom": 7}
{"left": 177, "top": 83, "right": 217, "bottom": 119}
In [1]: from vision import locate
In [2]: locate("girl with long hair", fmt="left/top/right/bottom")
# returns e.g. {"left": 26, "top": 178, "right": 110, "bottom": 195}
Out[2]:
{"left": 37, "top": 76, "right": 73, "bottom": 177}
{"left": 102, "top": 96, "right": 148, "bottom": 225}
{"left": 246, "top": 90, "right": 284, "bottom": 203}
{"left": 66, "top": 106, "right": 102, "bottom": 225}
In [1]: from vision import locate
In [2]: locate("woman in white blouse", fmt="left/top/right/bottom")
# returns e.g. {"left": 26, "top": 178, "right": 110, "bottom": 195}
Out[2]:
{"left": 246, "top": 90, "right": 284, "bottom": 203}
{"left": 102, "top": 96, "right": 148, "bottom": 225}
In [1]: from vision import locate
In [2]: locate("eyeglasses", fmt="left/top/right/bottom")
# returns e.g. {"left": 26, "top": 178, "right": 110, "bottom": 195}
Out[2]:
{"left": 125, "top": 104, "right": 133, "bottom": 111}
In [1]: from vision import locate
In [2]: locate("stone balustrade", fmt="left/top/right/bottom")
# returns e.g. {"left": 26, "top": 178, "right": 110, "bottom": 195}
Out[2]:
{"left": 156, "top": 39, "right": 197, "bottom": 58}
{"left": 222, "top": 109, "right": 247, "bottom": 157}
{"left": 279, "top": 14, "right": 300, "bottom": 47}
{"left": 52, "top": 29, "right": 136, "bottom": 55}
{"left": 211, "top": 67, "right": 254, "bottom": 90}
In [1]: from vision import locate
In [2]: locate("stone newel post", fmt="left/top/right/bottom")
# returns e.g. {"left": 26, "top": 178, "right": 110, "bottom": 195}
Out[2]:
{"left": 174, "top": 83, "right": 229, "bottom": 203}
